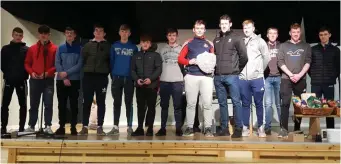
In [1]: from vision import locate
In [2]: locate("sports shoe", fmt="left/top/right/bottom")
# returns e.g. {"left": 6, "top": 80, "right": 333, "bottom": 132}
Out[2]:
{"left": 217, "top": 128, "right": 230, "bottom": 136}
{"left": 146, "top": 128, "right": 154, "bottom": 136}
{"left": 97, "top": 126, "right": 106, "bottom": 136}
{"left": 25, "top": 127, "right": 35, "bottom": 132}
{"left": 155, "top": 128, "right": 166, "bottom": 136}
{"left": 54, "top": 127, "right": 65, "bottom": 135}
{"left": 127, "top": 126, "right": 133, "bottom": 135}
{"left": 183, "top": 127, "right": 194, "bottom": 137}
{"left": 131, "top": 128, "right": 144, "bottom": 136}
{"left": 242, "top": 125, "right": 250, "bottom": 137}
{"left": 204, "top": 127, "right": 214, "bottom": 137}
{"left": 107, "top": 125, "right": 119, "bottom": 135}
{"left": 265, "top": 128, "right": 271, "bottom": 135}
{"left": 278, "top": 128, "right": 288, "bottom": 138}
{"left": 79, "top": 126, "right": 88, "bottom": 135}
{"left": 44, "top": 126, "right": 54, "bottom": 135}
{"left": 231, "top": 127, "right": 242, "bottom": 138}
{"left": 258, "top": 125, "right": 266, "bottom": 138}
{"left": 70, "top": 127, "right": 78, "bottom": 135}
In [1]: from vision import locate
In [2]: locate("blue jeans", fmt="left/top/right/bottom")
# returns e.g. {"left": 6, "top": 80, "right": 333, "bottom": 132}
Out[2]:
{"left": 214, "top": 75, "right": 243, "bottom": 129}
{"left": 239, "top": 77, "right": 265, "bottom": 128}
{"left": 264, "top": 76, "right": 281, "bottom": 130}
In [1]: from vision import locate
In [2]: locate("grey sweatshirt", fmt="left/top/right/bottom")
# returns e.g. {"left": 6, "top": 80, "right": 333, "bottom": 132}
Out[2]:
{"left": 240, "top": 34, "right": 270, "bottom": 80}
{"left": 277, "top": 40, "right": 312, "bottom": 79}
{"left": 159, "top": 43, "right": 183, "bottom": 82}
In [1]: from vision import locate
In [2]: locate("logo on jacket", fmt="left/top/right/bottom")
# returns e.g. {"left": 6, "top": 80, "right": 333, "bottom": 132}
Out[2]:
{"left": 102, "top": 88, "right": 107, "bottom": 93}
{"left": 287, "top": 49, "right": 304, "bottom": 56}
{"left": 215, "top": 40, "right": 220, "bottom": 43}
{"left": 228, "top": 38, "right": 232, "bottom": 42}
{"left": 203, "top": 43, "right": 208, "bottom": 48}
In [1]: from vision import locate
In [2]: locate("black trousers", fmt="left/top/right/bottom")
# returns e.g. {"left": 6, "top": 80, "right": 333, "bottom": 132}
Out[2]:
{"left": 280, "top": 79, "right": 306, "bottom": 131}
{"left": 1, "top": 80, "right": 27, "bottom": 130}
{"left": 82, "top": 73, "right": 108, "bottom": 127}
{"left": 56, "top": 80, "right": 80, "bottom": 128}
{"left": 311, "top": 85, "right": 335, "bottom": 128}
{"left": 136, "top": 87, "right": 157, "bottom": 129}
{"left": 111, "top": 76, "right": 134, "bottom": 127}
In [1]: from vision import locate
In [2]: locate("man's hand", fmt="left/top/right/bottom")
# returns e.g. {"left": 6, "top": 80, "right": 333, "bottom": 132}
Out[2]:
{"left": 31, "top": 72, "right": 39, "bottom": 79}
{"left": 38, "top": 72, "right": 49, "bottom": 78}
{"left": 59, "top": 72, "right": 68, "bottom": 79}
{"left": 63, "top": 79, "right": 71, "bottom": 86}
{"left": 189, "top": 58, "right": 197, "bottom": 65}
{"left": 144, "top": 78, "right": 151, "bottom": 85}
{"left": 290, "top": 74, "right": 302, "bottom": 83}
{"left": 137, "top": 79, "right": 144, "bottom": 86}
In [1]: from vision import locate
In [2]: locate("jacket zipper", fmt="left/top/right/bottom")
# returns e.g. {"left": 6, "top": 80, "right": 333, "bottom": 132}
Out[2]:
{"left": 142, "top": 51, "right": 145, "bottom": 79}
{"left": 219, "top": 35, "right": 226, "bottom": 75}
{"left": 94, "top": 43, "right": 99, "bottom": 72}
{"left": 322, "top": 46, "right": 325, "bottom": 83}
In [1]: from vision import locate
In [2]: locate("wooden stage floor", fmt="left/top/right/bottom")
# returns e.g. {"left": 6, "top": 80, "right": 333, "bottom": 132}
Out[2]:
{"left": 1, "top": 125, "right": 340, "bottom": 163}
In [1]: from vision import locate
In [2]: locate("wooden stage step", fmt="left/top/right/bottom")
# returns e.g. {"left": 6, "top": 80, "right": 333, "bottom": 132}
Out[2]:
{"left": 1, "top": 125, "right": 340, "bottom": 163}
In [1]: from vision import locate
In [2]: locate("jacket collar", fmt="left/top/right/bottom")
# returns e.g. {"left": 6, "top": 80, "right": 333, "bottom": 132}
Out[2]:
{"left": 9, "top": 41, "right": 26, "bottom": 46}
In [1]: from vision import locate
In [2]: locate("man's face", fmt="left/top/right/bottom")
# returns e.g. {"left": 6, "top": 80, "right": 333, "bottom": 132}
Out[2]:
{"left": 220, "top": 19, "right": 232, "bottom": 33}
{"left": 193, "top": 24, "right": 206, "bottom": 37}
{"left": 94, "top": 27, "right": 106, "bottom": 39}
{"left": 289, "top": 28, "right": 301, "bottom": 42}
{"left": 119, "top": 29, "right": 131, "bottom": 40}
{"left": 38, "top": 33, "right": 50, "bottom": 42}
{"left": 167, "top": 32, "right": 177, "bottom": 44}
{"left": 12, "top": 31, "right": 23, "bottom": 43}
{"left": 267, "top": 29, "right": 278, "bottom": 42}
{"left": 140, "top": 40, "right": 151, "bottom": 51}
{"left": 65, "top": 30, "right": 76, "bottom": 42}
{"left": 243, "top": 23, "right": 255, "bottom": 37}
{"left": 319, "top": 30, "right": 331, "bottom": 44}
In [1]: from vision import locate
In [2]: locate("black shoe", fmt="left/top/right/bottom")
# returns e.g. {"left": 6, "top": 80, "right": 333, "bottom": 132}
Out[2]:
{"left": 183, "top": 127, "right": 194, "bottom": 136}
{"left": 265, "top": 128, "right": 271, "bottom": 135}
{"left": 131, "top": 128, "right": 144, "bottom": 136}
{"left": 176, "top": 128, "right": 183, "bottom": 136}
{"left": 55, "top": 127, "right": 65, "bottom": 135}
{"left": 19, "top": 127, "right": 24, "bottom": 132}
{"left": 217, "top": 128, "right": 230, "bottom": 136}
{"left": 193, "top": 127, "right": 201, "bottom": 133}
{"left": 155, "top": 128, "right": 166, "bottom": 136}
{"left": 146, "top": 128, "right": 154, "bottom": 136}
{"left": 71, "top": 127, "right": 78, "bottom": 135}
{"left": 1, "top": 127, "right": 7, "bottom": 134}
{"left": 231, "top": 127, "right": 242, "bottom": 138}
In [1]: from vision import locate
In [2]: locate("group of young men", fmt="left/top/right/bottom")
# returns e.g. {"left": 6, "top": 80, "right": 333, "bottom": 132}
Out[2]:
{"left": 1, "top": 14, "right": 339, "bottom": 138}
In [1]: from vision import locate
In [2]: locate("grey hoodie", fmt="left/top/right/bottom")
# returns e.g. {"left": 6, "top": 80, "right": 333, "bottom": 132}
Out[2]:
{"left": 240, "top": 34, "right": 270, "bottom": 80}
{"left": 159, "top": 43, "right": 183, "bottom": 82}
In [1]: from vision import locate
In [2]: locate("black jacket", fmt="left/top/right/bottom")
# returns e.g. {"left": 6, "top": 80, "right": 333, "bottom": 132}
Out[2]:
{"left": 82, "top": 40, "right": 111, "bottom": 75}
{"left": 1, "top": 41, "right": 29, "bottom": 83}
{"left": 131, "top": 47, "right": 162, "bottom": 89}
{"left": 309, "top": 43, "right": 340, "bottom": 85}
{"left": 213, "top": 30, "right": 248, "bottom": 75}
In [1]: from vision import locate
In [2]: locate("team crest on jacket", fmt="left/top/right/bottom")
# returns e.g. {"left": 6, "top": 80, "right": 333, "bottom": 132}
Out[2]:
{"left": 203, "top": 43, "right": 208, "bottom": 48}
{"left": 228, "top": 38, "right": 232, "bottom": 42}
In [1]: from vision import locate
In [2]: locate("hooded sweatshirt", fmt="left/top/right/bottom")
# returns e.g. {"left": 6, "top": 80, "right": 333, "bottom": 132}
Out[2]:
{"left": 277, "top": 40, "right": 312, "bottom": 79}
{"left": 264, "top": 41, "right": 281, "bottom": 77}
{"left": 159, "top": 43, "right": 183, "bottom": 82}
{"left": 24, "top": 40, "right": 57, "bottom": 78}
{"left": 1, "top": 41, "right": 29, "bottom": 83}
{"left": 239, "top": 34, "right": 270, "bottom": 80}
{"left": 110, "top": 41, "right": 138, "bottom": 77}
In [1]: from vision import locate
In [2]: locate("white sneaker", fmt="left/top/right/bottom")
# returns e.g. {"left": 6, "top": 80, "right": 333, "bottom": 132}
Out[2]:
{"left": 24, "top": 127, "right": 35, "bottom": 132}
{"left": 258, "top": 125, "right": 266, "bottom": 138}
{"left": 242, "top": 125, "right": 250, "bottom": 137}
{"left": 107, "top": 125, "right": 119, "bottom": 135}
{"left": 44, "top": 126, "right": 54, "bottom": 134}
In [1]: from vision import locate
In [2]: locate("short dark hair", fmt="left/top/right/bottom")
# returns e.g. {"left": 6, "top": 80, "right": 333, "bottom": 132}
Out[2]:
{"left": 220, "top": 14, "right": 232, "bottom": 22}
{"left": 65, "top": 26, "right": 76, "bottom": 34}
{"left": 12, "top": 27, "right": 23, "bottom": 34}
{"left": 38, "top": 25, "right": 50, "bottom": 34}
{"left": 119, "top": 24, "right": 131, "bottom": 31}
{"left": 319, "top": 26, "right": 331, "bottom": 33}
{"left": 193, "top": 20, "right": 206, "bottom": 28}
{"left": 140, "top": 34, "right": 152, "bottom": 42}
{"left": 94, "top": 24, "right": 105, "bottom": 32}
{"left": 166, "top": 28, "right": 178, "bottom": 35}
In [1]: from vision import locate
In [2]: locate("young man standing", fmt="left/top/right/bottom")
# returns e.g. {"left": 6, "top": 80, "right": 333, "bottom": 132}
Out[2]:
{"left": 264, "top": 27, "right": 281, "bottom": 135}
{"left": 54, "top": 27, "right": 82, "bottom": 135}
{"left": 278, "top": 23, "right": 311, "bottom": 137}
{"left": 80, "top": 24, "right": 111, "bottom": 135}
{"left": 24, "top": 25, "right": 57, "bottom": 134}
{"left": 178, "top": 20, "right": 215, "bottom": 137}
{"left": 107, "top": 24, "right": 138, "bottom": 135}
{"left": 130, "top": 34, "right": 162, "bottom": 136}
{"left": 155, "top": 28, "right": 184, "bottom": 136}
{"left": 240, "top": 20, "right": 270, "bottom": 138}
{"left": 213, "top": 15, "right": 248, "bottom": 138}
{"left": 309, "top": 27, "right": 340, "bottom": 129}
{"left": 1, "top": 27, "right": 29, "bottom": 134}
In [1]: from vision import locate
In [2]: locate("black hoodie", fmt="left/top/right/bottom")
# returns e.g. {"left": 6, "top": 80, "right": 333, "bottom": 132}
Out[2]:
{"left": 131, "top": 43, "right": 162, "bottom": 89}
{"left": 1, "top": 41, "right": 29, "bottom": 83}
